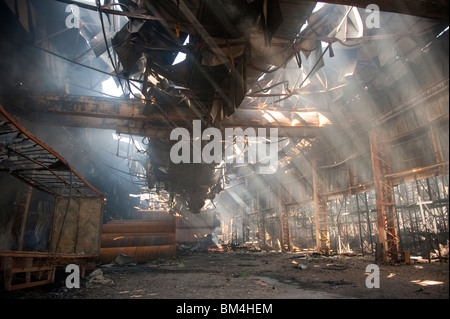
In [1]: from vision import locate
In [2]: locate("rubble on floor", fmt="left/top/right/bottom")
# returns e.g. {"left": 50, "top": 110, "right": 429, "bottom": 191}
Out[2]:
{"left": 177, "top": 234, "right": 224, "bottom": 254}
{"left": 1, "top": 250, "right": 448, "bottom": 299}
{"left": 87, "top": 269, "right": 114, "bottom": 286}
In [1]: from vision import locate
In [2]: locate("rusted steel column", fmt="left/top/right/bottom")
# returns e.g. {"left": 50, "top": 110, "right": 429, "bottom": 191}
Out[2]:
{"left": 369, "top": 131, "right": 399, "bottom": 262}
{"left": 256, "top": 191, "right": 266, "bottom": 250}
{"left": 278, "top": 183, "right": 292, "bottom": 252}
{"left": 312, "top": 160, "right": 330, "bottom": 254}
{"left": 429, "top": 125, "right": 444, "bottom": 174}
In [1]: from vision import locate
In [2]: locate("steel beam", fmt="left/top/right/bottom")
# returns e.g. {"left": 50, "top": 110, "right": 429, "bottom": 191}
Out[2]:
{"left": 5, "top": 93, "right": 330, "bottom": 138}
{"left": 312, "top": 160, "right": 330, "bottom": 254}
{"left": 278, "top": 181, "right": 292, "bottom": 252}
{"left": 369, "top": 130, "right": 399, "bottom": 262}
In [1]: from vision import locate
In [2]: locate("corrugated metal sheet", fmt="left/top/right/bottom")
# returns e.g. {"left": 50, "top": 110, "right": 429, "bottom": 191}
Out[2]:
{"left": 100, "top": 220, "right": 176, "bottom": 263}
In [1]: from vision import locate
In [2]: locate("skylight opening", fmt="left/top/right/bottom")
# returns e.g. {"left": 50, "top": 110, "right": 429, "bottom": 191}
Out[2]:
{"left": 101, "top": 77, "right": 122, "bottom": 97}
{"left": 128, "top": 81, "right": 144, "bottom": 99}
{"left": 312, "top": 2, "right": 326, "bottom": 13}
{"left": 436, "top": 26, "right": 449, "bottom": 38}
{"left": 299, "top": 21, "right": 308, "bottom": 33}
{"left": 112, "top": 133, "right": 145, "bottom": 152}
{"left": 172, "top": 35, "right": 190, "bottom": 65}
{"left": 258, "top": 73, "right": 266, "bottom": 82}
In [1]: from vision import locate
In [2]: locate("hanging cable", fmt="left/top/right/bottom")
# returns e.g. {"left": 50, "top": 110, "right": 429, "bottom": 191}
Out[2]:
{"left": 96, "top": 0, "right": 127, "bottom": 97}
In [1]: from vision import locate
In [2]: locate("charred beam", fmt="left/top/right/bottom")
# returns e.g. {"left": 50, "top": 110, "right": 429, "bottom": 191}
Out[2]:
{"left": 4, "top": 93, "right": 331, "bottom": 138}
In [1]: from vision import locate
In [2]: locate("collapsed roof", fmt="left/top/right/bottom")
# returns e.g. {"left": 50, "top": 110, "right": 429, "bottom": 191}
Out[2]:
{"left": 0, "top": 0, "right": 448, "bottom": 215}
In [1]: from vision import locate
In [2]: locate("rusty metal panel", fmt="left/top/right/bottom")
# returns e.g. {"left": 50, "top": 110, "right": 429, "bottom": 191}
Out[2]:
{"left": 100, "top": 220, "right": 177, "bottom": 263}
{"left": 50, "top": 197, "right": 104, "bottom": 254}
{"left": 101, "top": 233, "right": 175, "bottom": 247}
{"left": 100, "top": 246, "right": 177, "bottom": 263}
{"left": 102, "top": 221, "right": 176, "bottom": 234}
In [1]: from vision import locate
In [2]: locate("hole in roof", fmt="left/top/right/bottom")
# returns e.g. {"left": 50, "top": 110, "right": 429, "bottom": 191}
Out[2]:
{"left": 172, "top": 35, "right": 190, "bottom": 65}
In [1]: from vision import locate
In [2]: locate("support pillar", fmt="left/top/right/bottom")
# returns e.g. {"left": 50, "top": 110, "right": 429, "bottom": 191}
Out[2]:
{"left": 256, "top": 191, "right": 266, "bottom": 250}
{"left": 278, "top": 183, "right": 291, "bottom": 252}
{"left": 429, "top": 125, "right": 443, "bottom": 164}
{"left": 369, "top": 131, "right": 399, "bottom": 262}
{"left": 312, "top": 160, "right": 330, "bottom": 254}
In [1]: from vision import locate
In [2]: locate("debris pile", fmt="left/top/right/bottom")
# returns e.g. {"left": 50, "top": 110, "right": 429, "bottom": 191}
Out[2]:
{"left": 87, "top": 269, "right": 114, "bottom": 286}
{"left": 177, "top": 234, "right": 224, "bottom": 254}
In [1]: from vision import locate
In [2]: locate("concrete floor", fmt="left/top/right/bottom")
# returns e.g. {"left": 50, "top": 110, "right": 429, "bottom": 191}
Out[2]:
{"left": 3, "top": 251, "right": 447, "bottom": 300}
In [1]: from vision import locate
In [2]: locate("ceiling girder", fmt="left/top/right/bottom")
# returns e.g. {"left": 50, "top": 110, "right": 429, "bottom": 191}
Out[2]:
{"left": 5, "top": 93, "right": 333, "bottom": 138}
